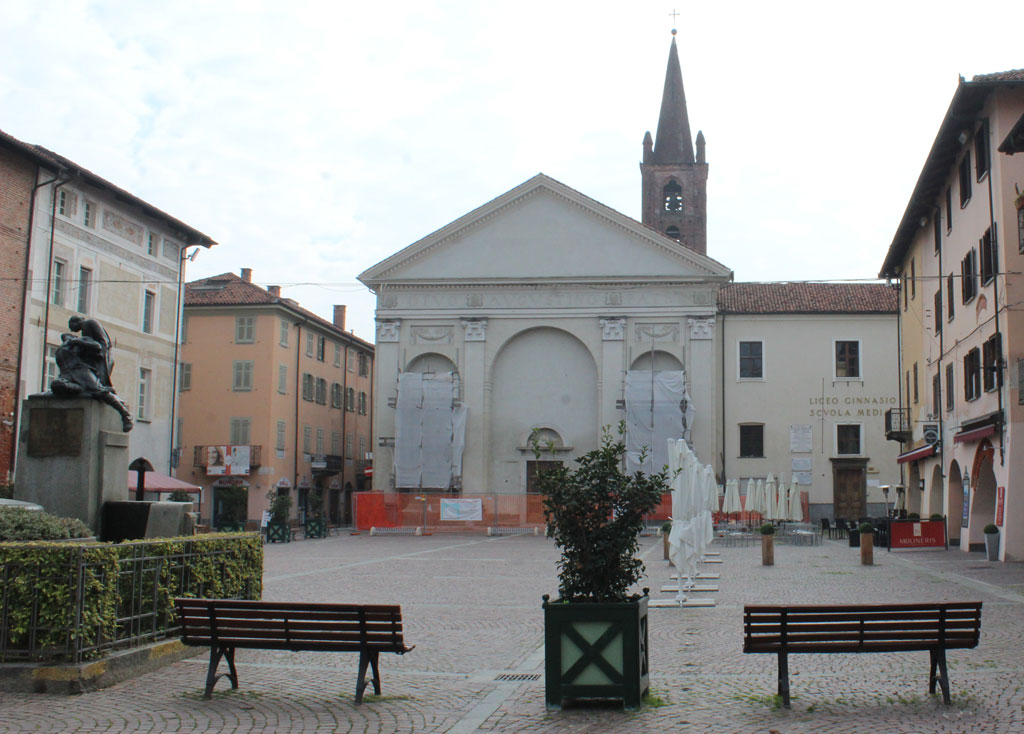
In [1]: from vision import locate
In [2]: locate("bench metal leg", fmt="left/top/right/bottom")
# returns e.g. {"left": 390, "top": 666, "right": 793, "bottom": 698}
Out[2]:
{"left": 355, "top": 650, "right": 381, "bottom": 704}
{"left": 204, "top": 645, "right": 239, "bottom": 698}
{"left": 778, "top": 651, "right": 791, "bottom": 709}
{"left": 929, "top": 648, "right": 951, "bottom": 704}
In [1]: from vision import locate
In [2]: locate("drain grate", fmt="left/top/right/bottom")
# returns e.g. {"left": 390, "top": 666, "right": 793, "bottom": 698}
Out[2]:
{"left": 495, "top": 673, "right": 541, "bottom": 682}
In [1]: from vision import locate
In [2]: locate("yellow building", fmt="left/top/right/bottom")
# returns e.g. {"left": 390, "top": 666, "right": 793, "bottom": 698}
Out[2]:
{"left": 178, "top": 269, "right": 373, "bottom": 529}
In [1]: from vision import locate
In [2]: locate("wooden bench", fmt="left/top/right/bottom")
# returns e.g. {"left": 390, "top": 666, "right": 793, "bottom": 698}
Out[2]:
{"left": 743, "top": 602, "right": 982, "bottom": 708}
{"left": 175, "top": 598, "right": 414, "bottom": 703}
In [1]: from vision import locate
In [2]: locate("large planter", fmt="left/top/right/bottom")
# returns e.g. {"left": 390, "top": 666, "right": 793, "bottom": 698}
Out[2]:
{"left": 985, "top": 531, "right": 1000, "bottom": 561}
{"left": 543, "top": 594, "right": 649, "bottom": 709}
{"left": 860, "top": 533, "right": 874, "bottom": 565}
{"left": 761, "top": 535, "right": 774, "bottom": 566}
{"left": 662, "top": 532, "right": 669, "bottom": 560}
{"left": 265, "top": 521, "right": 291, "bottom": 543}
{"left": 305, "top": 518, "right": 327, "bottom": 539}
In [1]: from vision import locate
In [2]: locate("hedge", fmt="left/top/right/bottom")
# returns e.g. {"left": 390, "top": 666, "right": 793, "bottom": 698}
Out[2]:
{"left": 0, "top": 533, "right": 263, "bottom": 662}
{"left": 0, "top": 507, "right": 93, "bottom": 541}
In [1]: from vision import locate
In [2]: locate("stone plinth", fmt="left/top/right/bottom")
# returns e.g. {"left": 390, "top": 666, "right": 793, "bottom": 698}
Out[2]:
{"left": 14, "top": 395, "right": 129, "bottom": 534}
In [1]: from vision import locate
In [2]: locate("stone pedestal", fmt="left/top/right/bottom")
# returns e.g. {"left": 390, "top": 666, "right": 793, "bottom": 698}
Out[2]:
{"left": 13, "top": 395, "right": 129, "bottom": 534}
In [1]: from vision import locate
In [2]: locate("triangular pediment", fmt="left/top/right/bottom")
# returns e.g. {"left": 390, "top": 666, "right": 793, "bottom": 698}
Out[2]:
{"left": 358, "top": 174, "right": 732, "bottom": 287}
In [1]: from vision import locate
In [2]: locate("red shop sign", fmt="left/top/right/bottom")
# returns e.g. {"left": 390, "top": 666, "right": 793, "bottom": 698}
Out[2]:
{"left": 997, "top": 486, "right": 1005, "bottom": 527}
{"left": 890, "top": 519, "right": 947, "bottom": 550}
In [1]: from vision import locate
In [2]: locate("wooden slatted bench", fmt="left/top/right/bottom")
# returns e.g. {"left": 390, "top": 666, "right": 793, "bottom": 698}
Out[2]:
{"left": 743, "top": 602, "right": 982, "bottom": 708}
{"left": 175, "top": 598, "right": 415, "bottom": 703}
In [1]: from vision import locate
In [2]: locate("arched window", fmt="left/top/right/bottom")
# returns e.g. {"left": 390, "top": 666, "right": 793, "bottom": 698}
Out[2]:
{"left": 663, "top": 180, "right": 683, "bottom": 212}
{"left": 665, "top": 226, "right": 681, "bottom": 240}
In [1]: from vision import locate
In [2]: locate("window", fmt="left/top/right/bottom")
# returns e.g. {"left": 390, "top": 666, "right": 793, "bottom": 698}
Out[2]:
{"left": 142, "top": 290, "right": 155, "bottom": 334}
{"left": 359, "top": 354, "right": 369, "bottom": 377}
{"left": 44, "top": 344, "right": 58, "bottom": 390}
{"left": 305, "top": 332, "right": 314, "bottom": 356}
{"left": 359, "top": 436, "right": 367, "bottom": 461}
{"left": 975, "top": 120, "right": 989, "bottom": 181}
{"left": 331, "top": 382, "right": 342, "bottom": 408}
{"left": 303, "top": 425, "right": 312, "bottom": 454}
{"left": 958, "top": 152, "right": 972, "bottom": 207}
{"left": 964, "top": 348, "right": 981, "bottom": 401}
{"left": 316, "top": 335, "right": 325, "bottom": 362}
{"left": 51, "top": 259, "right": 66, "bottom": 306}
{"left": 345, "top": 434, "right": 354, "bottom": 462}
{"left": 315, "top": 377, "right": 327, "bottom": 405}
{"left": 232, "top": 360, "right": 253, "bottom": 391}
{"left": 934, "top": 290, "right": 942, "bottom": 335}
{"left": 358, "top": 391, "right": 367, "bottom": 415}
{"left": 316, "top": 428, "right": 324, "bottom": 454}
{"left": 910, "top": 259, "right": 916, "bottom": 299}
{"left": 138, "top": 368, "right": 151, "bottom": 422}
{"left": 947, "top": 273, "right": 955, "bottom": 320}
{"left": 235, "top": 316, "right": 255, "bottom": 343}
{"left": 77, "top": 266, "right": 91, "bottom": 313}
{"left": 279, "top": 319, "right": 289, "bottom": 346}
{"left": 902, "top": 274, "right": 908, "bottom": 311}
{"left": 905, "top": 370, "right": 910, "bottom": 410}
{"left": 302, "top": 373, "right": 314, "bottom": 401}
{"left": 331, "top": 432, "right": 341, "bottom": 456}
{"left": 945, "top": 187, "right": 953, "bottom": 231}
{"left": 665, "top": 226, "right": 680, "bottom": 240}
{"left": 347, "top": 349, "right": 355, "bottom": 373}
{"left": 836, "top": 424, "right": 862, "bottom": 455}
{"left": 980, "top": 226, "right": 995, "bottom": 285}
{"left": 662, "top": 180, "right": 683, "bottom": 211}
{"left": 334, "top": 344, "right": 341, "bottom": 367}
{"left": 835, "top": 340, "right": 860, "bottom": 379}
{"left": 278, "top": 364, "right": 287, "bottom": 394}
{"left": 912, "top": 362, "right": 919, "bottom": 404}
{"left": 147, "top": 232, "right": 157, "bottom": 256}
{"left": 983, "top": 333, "right": 1002, "bottom": 392}
{"left": 181, "top": 316, "right": 188, "bottom": 344}
{"left": 932, "top": 373, "right": 941, "bottom": 417}
{"left": 179, "top": 362, "right": 192, "bottom": 391}
{"left": 230, "top": 417, "right": 251, "bottom": 446}
{"left": 738, "top": 341, "right": 763, "bottom": 379}
{"left": 346, "top": 387, "right": 355, "bottom": 411}
{"left": 58, "top": 190, "right": 69, "bottom": 216}
{"left": 162, "top": 239, "right": 176, "bottom": 260}
{"left": 933, "top": 210, "right": 942, "bottom": 254}
{"left": 945, "top": 363, "right": 955, "bottom": 412}
{"left": 83, "top": 201, "right": 95, "bottom": 227}
{"left": 276, "top": 420, "right": 286, "bottom": 451}
{"left": 738, "top": 424, "right": 764, "bottom": 458}
{"left": 961, "top": 249, "right": 977, "bottom": 303}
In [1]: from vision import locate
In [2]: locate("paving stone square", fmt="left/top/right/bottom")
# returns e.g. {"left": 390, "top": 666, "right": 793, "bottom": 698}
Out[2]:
{"left": 2, "top": 533, "right": 1023, "bottom": 733}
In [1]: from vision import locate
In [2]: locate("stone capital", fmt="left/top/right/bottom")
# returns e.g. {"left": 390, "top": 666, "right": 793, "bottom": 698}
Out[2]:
{"left": 461, "top": 318, "right": 488, "bottom": 342}
{"left": 377, "top": 320, "right": 401, "bottom": 342}
{"left": 599, "top": 318, "right": 626, "bottom": 341}
{"left": 688, "top": 317, "right": 715, "bottom": 340}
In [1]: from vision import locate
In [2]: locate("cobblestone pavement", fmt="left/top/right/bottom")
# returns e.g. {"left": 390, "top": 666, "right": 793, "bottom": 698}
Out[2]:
{"left": 3, "top": 533, "right": 1024, "bottom": 733}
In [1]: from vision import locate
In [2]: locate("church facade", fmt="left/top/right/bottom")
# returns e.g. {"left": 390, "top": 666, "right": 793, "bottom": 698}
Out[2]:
{"left": 359, "top": 37, "right": 900, "bottom": 517}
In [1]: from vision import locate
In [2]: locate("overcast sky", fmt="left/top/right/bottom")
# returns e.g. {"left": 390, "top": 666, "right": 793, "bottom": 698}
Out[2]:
{"left": 2, "top": 1, "right": 1021, "bottom": 339}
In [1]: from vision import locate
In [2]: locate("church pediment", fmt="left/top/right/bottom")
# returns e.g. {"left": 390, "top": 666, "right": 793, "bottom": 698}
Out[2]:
{"left": 358, "top": 174, "right": 732, "bottom": 288}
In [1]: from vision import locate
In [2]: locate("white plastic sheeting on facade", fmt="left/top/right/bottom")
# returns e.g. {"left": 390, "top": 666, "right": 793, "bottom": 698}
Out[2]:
{"left": 624, "top": 370, "right": 694, "bottom": 475}
{"left": 394, "top": 372, "right": 467, "bottom": 488}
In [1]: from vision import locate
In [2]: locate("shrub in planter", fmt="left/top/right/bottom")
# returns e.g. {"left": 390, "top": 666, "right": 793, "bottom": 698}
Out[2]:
{"left": 931, "top": 513, "right": 944, "bottom": 520}
{"left": 661, "top": 521, "right": 672, "bottom": 560}
{"left": 759, "top": 523, "right": 775, "bottom": 535}
{"left": 859, "top": 522, "right": 874, "bottom": 565}
{"left": 984, "top": 523, "right": 999, "bottom": 535}
{"left": 0, "top": 507, "right": 92, "bottom": 541}
{"left": 535, "top": 424, "right": 667, "bottom": 709}
{"left": 907, "top": 512, "right": 920, "bottom": 520}
{"left": 984, "top": 524, "right": 1000, "bottom": 561}
{"left": 760, "top": 523, "right": 775, "bottom": 566}
{"left": 265, "top": 491, "right": 293, "bottom": 543}
{"left": 859, "top": 521, "right": 874, "bottom": 534}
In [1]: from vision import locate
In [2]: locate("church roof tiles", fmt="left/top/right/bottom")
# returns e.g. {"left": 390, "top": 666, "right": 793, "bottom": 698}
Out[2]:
{"left": 718, "top": 282, "right": 897, "bottom": 314}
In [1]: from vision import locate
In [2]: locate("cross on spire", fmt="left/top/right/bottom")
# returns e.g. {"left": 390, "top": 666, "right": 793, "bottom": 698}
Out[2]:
{"left": 669, "top": 8, "right": 679, "bottom": 26}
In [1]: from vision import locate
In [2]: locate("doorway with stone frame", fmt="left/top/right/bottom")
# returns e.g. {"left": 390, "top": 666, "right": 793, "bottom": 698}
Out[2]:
{"left": 831, "top": 458, "right": 867, "bottom": 521}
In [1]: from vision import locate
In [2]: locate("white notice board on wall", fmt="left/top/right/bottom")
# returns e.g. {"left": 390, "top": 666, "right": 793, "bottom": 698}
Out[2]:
{"left": 790, "top": 425, "right": 813, "bottom": 453}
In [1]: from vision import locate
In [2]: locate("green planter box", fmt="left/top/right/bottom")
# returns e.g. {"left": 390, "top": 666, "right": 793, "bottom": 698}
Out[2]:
{"left": 543, "top": 594, "right": 649, "bottom": 709}
{"left": 305, "top": 518, "right": 327, "bottom": 539}
{"left": 265, "top": 521, "right": 291, "bottom": 543}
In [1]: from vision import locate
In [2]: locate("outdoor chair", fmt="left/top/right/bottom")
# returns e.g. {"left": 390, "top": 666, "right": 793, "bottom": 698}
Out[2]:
{"left": 820, "top": 518, "right": 832, "bottom": 538}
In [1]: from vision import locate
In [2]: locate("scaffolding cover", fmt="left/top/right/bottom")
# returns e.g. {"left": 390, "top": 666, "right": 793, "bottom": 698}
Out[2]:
{"left": 625, "top": 370, "right": 693, "bottom": 475}
{"left": 394, "top": 372, "right": 467, "bottom": 488}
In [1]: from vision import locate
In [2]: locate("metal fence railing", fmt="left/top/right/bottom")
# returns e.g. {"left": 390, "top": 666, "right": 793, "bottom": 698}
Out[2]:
{"left": 0, "top": 536, "right": 261, "bottom": 664}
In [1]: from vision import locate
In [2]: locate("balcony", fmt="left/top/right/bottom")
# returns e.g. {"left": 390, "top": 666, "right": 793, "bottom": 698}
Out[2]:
{"left": 884, "top": 408, "right": 912, "bottom": 443}
{"left": 192, "top": 445, "right": 263, "bottom": 470}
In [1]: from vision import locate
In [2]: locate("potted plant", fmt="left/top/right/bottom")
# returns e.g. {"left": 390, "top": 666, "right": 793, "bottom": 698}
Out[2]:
{"left": 535, "top": 424, "right": 666, "bottom": 710}
{"left": 859, "top": 521, "right": 874, "bottom": 565}
{"left": 984, "top": 523, "right": 1000, "bottom": 561}
{"left": 930, "top": 513, "right": 944, "bottom": 520}
{"left": 265, "top": 490, "right": 293, "bottom": 543}
{"left": 661, "top": 520, "right": 672, "bottom": 560}
{"left": 305, "top": 488, "right": 327, "bottom": 539}
{"left": 759, "top": 523, "right": 775, "bottom": 565}
{"left": 907, "top": 512, "right": 920, "bottom": 520}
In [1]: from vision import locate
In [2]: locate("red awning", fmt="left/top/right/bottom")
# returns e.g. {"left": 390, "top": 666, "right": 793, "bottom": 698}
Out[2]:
{"left": 897, "top": 444, "right": 936, "bottom": 464}
{"left": 128, "top": 472, "right": 202, "bottom": 494}
{"left": 953, "top": 425, "right": 996, "bottom": 444}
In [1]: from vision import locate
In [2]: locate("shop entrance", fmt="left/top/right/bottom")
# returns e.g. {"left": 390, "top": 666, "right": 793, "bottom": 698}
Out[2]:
{"left": 213, "top": 484, "right": 248, "bottom": 530}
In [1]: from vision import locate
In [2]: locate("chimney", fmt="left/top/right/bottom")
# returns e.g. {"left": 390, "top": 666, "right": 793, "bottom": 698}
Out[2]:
{"left": 268, "top": 285, "right": 281, "bottom": 297}
{"left": 333, "top": 305, "right": 347, "bottom": 330}
{"left": 240, "top": 268, "right": 252, "bottom": 283}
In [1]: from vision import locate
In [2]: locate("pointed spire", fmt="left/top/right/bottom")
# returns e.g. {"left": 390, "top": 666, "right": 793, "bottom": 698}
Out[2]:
{"left": 652, "top": 35, "right": 694, "bottom": 165}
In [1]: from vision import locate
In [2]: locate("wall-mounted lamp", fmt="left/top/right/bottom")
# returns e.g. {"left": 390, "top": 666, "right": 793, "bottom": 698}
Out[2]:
{"left": 918, "top": 478, "right": 925, "bottom": 491}
{"left": 919, "top": 216, "right": 929, "bottom": 227}
{"left": 958, "top": 130, "right": 970, "bottom": 145}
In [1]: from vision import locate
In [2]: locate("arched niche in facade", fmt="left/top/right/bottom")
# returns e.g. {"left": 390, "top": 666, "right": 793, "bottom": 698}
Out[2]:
{"left": 928, "top": 464, "right": 944, "bottom": 519}
{"left": 405, "top": 352, "right": 457, "bottom": 374}
{"left": 947, "top": 461, "right": 963, "bottom": 545}
{"left": 629, "top": 349, "right": 684, "bottom": 372}
{"left": 968, "top": 440, "right": 997, "bottom": 547}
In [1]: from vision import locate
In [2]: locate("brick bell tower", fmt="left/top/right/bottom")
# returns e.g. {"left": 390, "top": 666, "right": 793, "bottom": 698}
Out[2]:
{"left": 641, "top": 30, "right": 708, "bottom": 255}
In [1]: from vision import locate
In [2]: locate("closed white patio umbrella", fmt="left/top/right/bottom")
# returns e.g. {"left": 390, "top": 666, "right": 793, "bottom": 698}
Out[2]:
{"left": 788, "top": 476, "right": 804, "bottom": 522}
{"left": 722, "top": 479, "right": 742, "bottom": 516}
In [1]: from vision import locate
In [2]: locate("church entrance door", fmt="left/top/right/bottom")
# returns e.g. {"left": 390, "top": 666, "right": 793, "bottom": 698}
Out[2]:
{"left": 831, "top": 459, "right": 866, "bottom": 520}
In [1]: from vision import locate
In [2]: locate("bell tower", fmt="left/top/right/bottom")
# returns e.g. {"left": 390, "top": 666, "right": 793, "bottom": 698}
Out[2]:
{"left": 641, "top": 31, "right": 708, "bottom": 255}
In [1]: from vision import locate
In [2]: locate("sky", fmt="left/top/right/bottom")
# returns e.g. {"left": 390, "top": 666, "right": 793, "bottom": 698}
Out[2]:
{"left": 2, "top": 0, "right": 1021, "bottom": 340}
